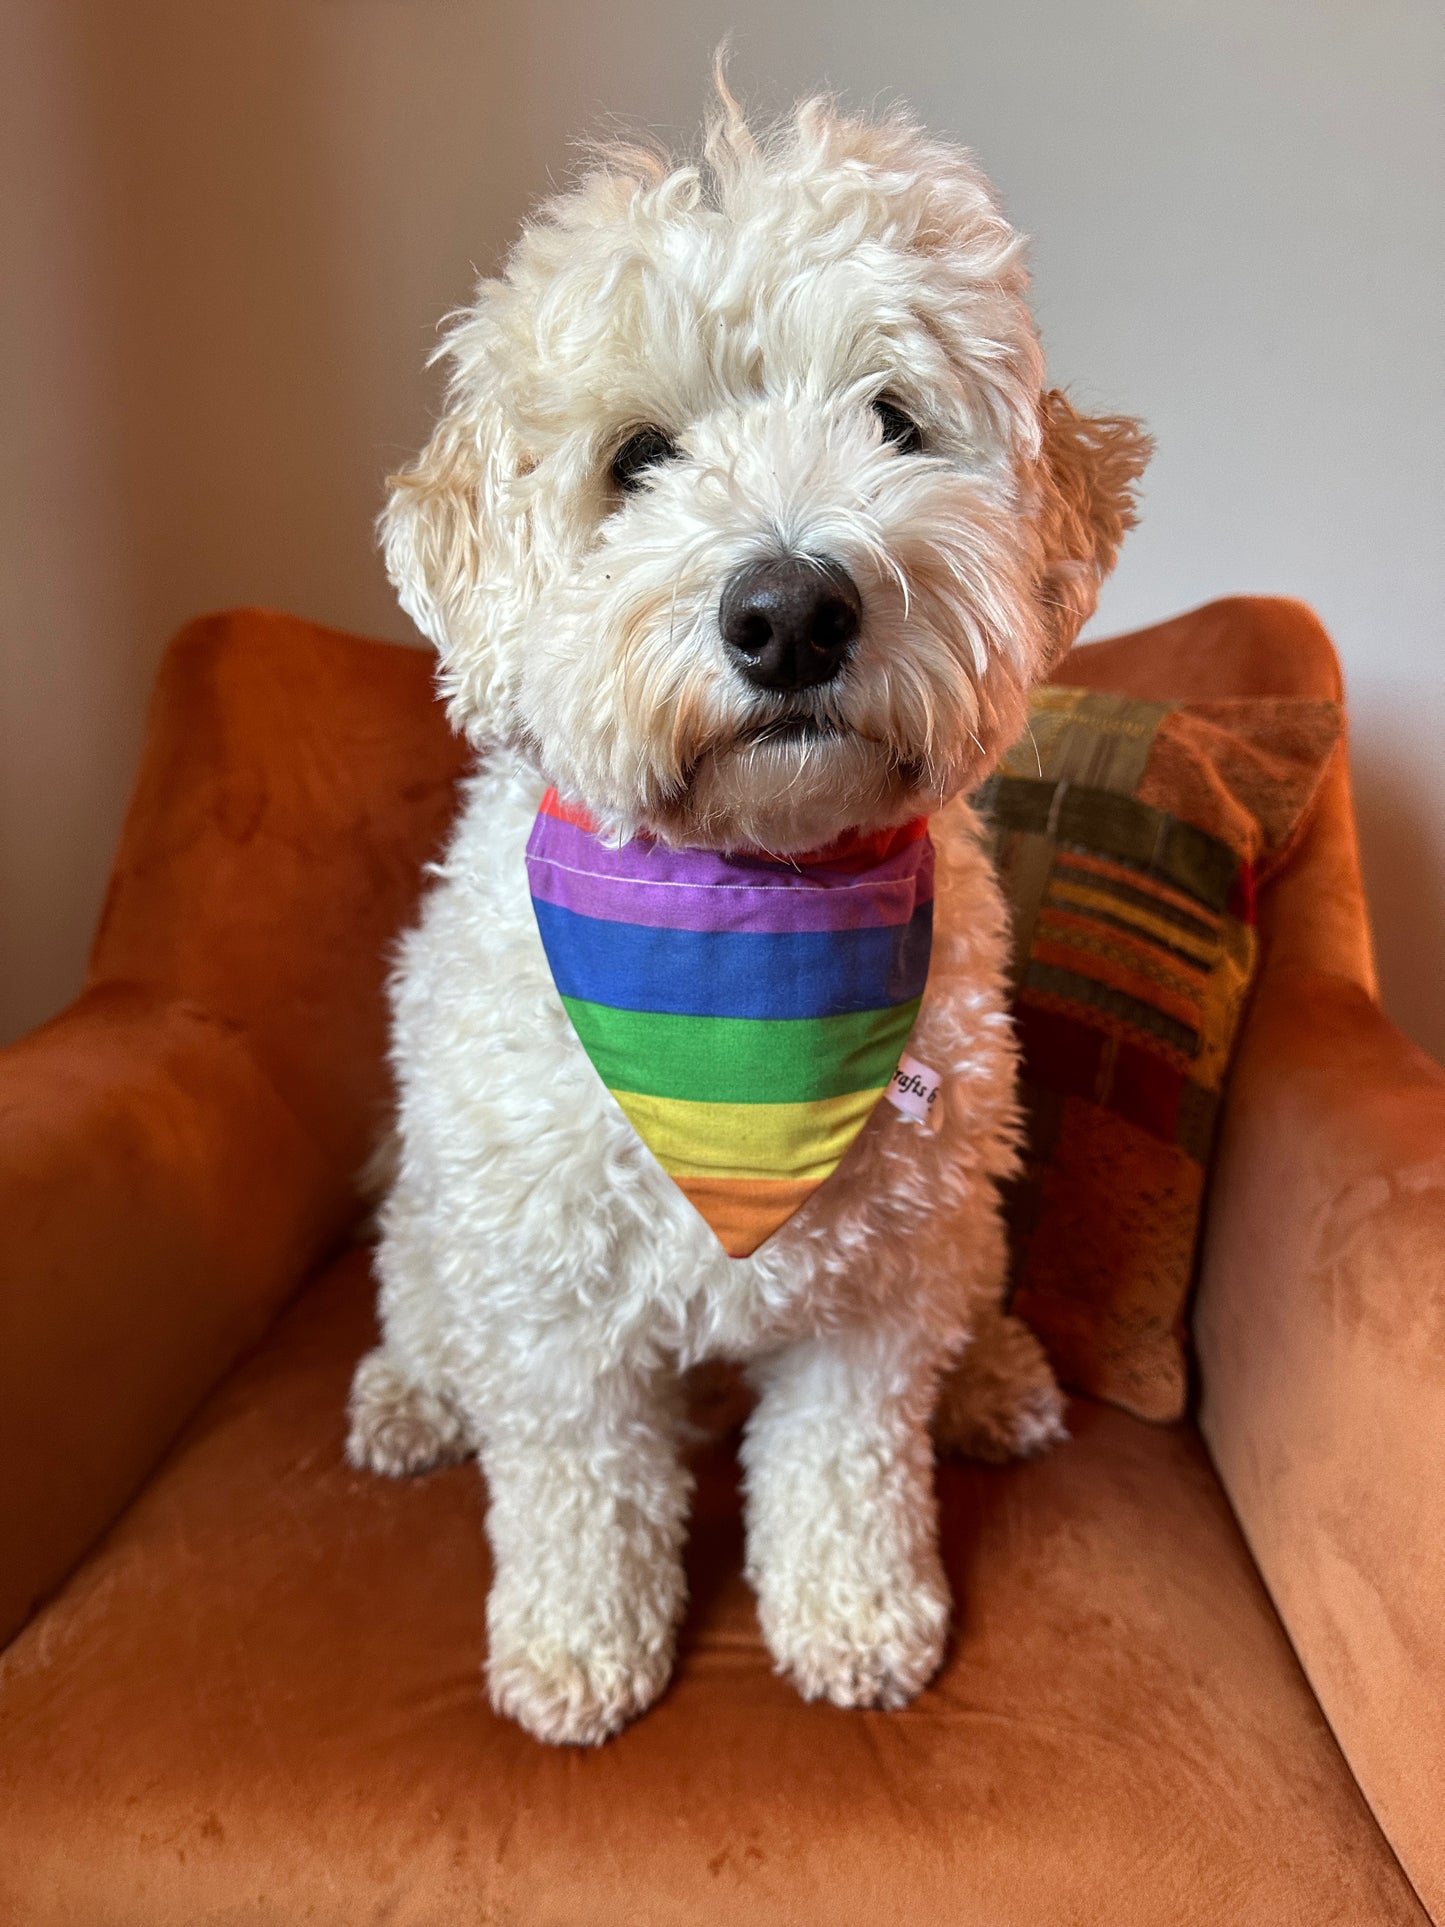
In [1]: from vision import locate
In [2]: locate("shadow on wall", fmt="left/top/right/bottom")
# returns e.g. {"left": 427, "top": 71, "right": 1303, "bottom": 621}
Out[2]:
{"left": 1353, "top": 747, "right": 1445, "bottom": 1068}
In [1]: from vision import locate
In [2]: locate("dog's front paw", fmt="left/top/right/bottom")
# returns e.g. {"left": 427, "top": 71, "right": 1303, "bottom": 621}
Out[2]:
{"left": 933, "top": 1311, "right": 1069, "bottom": 1464}
{"left": 487, "top": 1634, "right": 673, "bottom": 1746}
{"left": 760, "top": 1572, "right": 950, "bottom": 1712}
{"left": 346, "top": 1348, "right": 470, "bottom": 1477}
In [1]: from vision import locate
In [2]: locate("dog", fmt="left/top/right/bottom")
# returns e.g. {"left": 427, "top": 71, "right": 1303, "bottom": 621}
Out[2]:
{"left": 347, "top": 80, "right": 1149, "bottom": 1747}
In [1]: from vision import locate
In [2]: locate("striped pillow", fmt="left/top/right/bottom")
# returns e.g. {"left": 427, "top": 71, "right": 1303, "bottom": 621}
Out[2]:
{"left": 976, "top": 686, "right": 1342, "bottom": 1421}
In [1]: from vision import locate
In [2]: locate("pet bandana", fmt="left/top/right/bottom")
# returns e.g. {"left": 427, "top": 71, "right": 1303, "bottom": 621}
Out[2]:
{"left": 526, "top": 788, "right": 934, "bottom": 1257}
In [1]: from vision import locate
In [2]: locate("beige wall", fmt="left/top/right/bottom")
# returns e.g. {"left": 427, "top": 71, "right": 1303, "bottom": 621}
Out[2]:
{"left": 0, "top": 0, "right": 530, "bottom": 1039}
{"left": 3, "top": 0, "right": 1441, "bottom": 1058}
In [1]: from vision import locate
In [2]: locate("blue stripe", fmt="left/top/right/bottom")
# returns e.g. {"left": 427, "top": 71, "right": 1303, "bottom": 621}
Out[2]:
{"left": 532, "top": 897, "right": 934, "bottom": 1019}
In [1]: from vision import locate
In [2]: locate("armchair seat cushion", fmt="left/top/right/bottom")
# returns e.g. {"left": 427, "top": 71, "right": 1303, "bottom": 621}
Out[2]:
{"left": 0, "top": 1251, "right": 1422, "bottom": 1927}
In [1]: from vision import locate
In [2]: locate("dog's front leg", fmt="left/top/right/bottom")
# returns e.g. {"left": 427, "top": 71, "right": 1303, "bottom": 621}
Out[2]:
{"left": 742, "top": 1324, "right": 951, "bottom": 1711}
{"left": 476, "top": 1362, "right": 691, "bottom": 1746}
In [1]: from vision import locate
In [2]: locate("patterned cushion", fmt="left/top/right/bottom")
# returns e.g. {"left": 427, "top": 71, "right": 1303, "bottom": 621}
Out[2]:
{"left": 976, "top": 687, "right": 1343, "bottom": 1421}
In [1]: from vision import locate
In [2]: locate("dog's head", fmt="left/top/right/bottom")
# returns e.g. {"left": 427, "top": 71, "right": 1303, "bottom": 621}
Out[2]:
{"left": 384, "top": 88, "right": 1150, "bottom": 852}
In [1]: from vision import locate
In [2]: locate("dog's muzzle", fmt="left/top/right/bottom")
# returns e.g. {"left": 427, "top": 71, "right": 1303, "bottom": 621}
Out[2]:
{"left": 719, "top": 556, "right": 860, "bottom": 694}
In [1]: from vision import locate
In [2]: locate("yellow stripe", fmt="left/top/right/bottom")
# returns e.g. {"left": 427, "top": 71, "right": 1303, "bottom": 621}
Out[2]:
{"left": 610, "top": 1086, "right": 883, "bottom": 1181}
{"left": 1047, "top": 879, "right": 1220, "bottom": 964}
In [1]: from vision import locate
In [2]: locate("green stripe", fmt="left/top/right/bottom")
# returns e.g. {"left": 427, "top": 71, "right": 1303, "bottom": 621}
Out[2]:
{"left": 560, "top": 996, "right": 921, "bottom": 1104}
{"left": 974, "top": 775, "right": 1240, "bottom": 913}
{"left": 1001, "top": 691, "right": 1170, "bottom": 793}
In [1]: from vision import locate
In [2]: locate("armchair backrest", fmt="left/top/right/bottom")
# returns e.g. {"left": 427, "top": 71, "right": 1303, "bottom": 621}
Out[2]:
{"left": 87, "top": 608, "right": 469, "bottom": 1205}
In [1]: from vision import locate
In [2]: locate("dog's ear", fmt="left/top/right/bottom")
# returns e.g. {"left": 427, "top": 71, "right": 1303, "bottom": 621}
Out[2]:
{"left": 1034, "top": 390, "right": 1152, "bottom": 665}
{"left": 381, "top": 415, "right": 486, "bottom": 652}
{"left": 381, "top": 298, "right": 532, "bottom": 739}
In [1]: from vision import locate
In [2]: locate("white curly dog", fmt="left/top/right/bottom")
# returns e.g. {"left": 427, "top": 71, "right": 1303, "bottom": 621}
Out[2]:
{"left": 347, "top": 83, "right": 1149, "bottom": 1746}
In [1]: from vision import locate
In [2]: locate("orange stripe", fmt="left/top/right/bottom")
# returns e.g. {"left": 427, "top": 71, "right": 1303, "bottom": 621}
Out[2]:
{"left": 674, "top": 1174, "right": 820, "bottom": 1258}
{"left": 1031, "top": 937, "right": 1203, "bottom": 1032}
{"left": 1045, "top": 879, "right": 1220, "bottom": 965}
{"left": 1038, "top": 906, "right": 1211, "bottom": 989}
{"left": 1050, "top": 849, "right": 1222, "bottom": 929}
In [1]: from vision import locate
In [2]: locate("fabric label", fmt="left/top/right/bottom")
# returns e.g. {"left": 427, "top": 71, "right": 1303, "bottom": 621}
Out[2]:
{"left": 887, "top": 1053, "right": 942, "bottom": 1129}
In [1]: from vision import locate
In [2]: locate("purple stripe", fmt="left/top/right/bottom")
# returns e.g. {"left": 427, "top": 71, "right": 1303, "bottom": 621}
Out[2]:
{"left": 531, "top": 811, "right": 934, "bottom": 893}
{"left": 526, "top": 814, "right": 933, "bottom": 935}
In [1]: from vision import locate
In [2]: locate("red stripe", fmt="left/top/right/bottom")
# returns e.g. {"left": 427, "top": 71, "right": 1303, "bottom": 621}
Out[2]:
{"left": 539, "top": 787, "right": 928, "bottom": 872}
{"left": 790, "top": 817, "right": 930, "bottom": 872}
{"left": 1016, "top": 1004, "right": 1105, "bottom": 1100}
{"left": 1016, "top": 1003, "right": 1193, "bottom": 1147}
{"left": 1111, "top": 1042, "right": 1184, "bottom": 1140}
{"left": 539, "top": 788, "right": 599, "bottom": 833}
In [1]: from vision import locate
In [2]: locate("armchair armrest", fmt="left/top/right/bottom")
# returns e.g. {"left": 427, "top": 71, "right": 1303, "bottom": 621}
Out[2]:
{"left": 1, "top": 608, "right": 466, "bottom": 1647}
{"left": 0, "top": 985, "right": 338, "bottom": 1647}
{"left": 1195, "top": 965, "right": 1445, "bottom": 1916}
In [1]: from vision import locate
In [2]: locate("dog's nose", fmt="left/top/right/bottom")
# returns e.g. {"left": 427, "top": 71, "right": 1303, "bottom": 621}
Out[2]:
{"left": 719, "top": 557, "right": 861, "bottom": 692}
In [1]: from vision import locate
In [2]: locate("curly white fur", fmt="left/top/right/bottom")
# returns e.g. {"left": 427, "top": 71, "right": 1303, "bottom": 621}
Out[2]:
{"left": 348, "top": 83, "right": 1148, "bottom": 1746}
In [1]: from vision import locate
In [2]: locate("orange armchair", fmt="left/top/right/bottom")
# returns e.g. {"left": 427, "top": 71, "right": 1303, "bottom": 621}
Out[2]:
{"left": 1, "top": 601, "right": 1440, "bottom": 1925}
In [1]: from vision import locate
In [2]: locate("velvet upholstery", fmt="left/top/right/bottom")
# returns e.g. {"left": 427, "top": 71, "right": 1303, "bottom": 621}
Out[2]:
{"left": 0, "top": 610, "right": 465, "bottom": 1649}
{"left": 85, "top": 608, "right": 468, "bottom": 1175}
{"left": 0, "top": 1250, "right": 1425, "bottom": 1926}
{"left": 1196, "top": 966, "right": 1445, "bottom": 1919}
{"left": 0, "top": 597, "right": 1437, "bottom": 1922}
{"left": 0, "top": 983, "right": 333, "bottom": 1643}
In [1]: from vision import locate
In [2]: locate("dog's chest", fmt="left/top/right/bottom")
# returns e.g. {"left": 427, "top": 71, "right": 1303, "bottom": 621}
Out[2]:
{"left": 406, "top": 753, "right": 1009, "bottom": 1360}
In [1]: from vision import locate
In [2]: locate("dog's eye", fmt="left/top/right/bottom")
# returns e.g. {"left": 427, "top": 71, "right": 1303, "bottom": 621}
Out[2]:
{"left": 610, "top": 426, "right": 681, "bottom": 492}
{"left": 872, "top": 398, "right": 924, "bottom": 456}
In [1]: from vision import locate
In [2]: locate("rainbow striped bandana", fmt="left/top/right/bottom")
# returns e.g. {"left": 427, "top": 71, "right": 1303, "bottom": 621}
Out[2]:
{"left": 525, "top": 789, "right": 934, "bottom": 1258}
